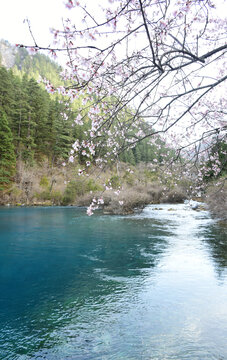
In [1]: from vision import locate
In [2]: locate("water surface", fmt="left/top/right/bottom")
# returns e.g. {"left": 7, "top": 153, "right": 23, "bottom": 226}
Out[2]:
{"left": 0, "top": 204, "right": 226, "bottom": 359}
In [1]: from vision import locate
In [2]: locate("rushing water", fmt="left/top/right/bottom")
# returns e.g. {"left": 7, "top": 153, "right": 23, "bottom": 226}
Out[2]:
{"left": 0, "top": 204, "right": 226, "bottom": 360}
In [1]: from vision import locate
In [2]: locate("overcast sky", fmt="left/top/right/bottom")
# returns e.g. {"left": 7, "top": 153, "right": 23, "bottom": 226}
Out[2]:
{"left": 1, "top": 0, "right": 226, "bottom": 46}
{"left": 0, "top": 0, "right": 71, "bottom": 46}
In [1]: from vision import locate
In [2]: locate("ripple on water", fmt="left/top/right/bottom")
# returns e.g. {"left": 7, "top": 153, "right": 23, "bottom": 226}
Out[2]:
{"left": 0, "top": 205, "right": 226, "bottom": 360}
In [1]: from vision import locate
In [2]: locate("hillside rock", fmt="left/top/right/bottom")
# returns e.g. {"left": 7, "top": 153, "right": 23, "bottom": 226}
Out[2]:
{"left": 0, "top": 40, "right": 15, "bottom": 68}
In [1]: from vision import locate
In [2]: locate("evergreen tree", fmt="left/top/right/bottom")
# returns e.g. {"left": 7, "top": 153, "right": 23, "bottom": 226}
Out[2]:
{"left": 17, "top": 75, "right": 36, "bottom": 163}
{"left": 134, "top": 146, "right": 142, "bottom": 163}
{"left": 49, "top": 98, "right": 73, "bottom": 164}
{"left": 10, "top": 75, "right": 27, "bottom": 155}
{"left": 127, "top": 148, "right": 136, "bottom": 165}
{"left": 0, "top": 109, "right": 16, "bottom": 191}
{"left": 0, "top": 67, "right": 15, "bottom": 124}
{"left": 30, "top": 80, "right": 50, "bottom": 159}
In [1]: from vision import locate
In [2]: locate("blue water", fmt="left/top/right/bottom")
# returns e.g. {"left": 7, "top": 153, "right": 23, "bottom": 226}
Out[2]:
{"left": 0, "top": 204, "right": 226, "bottom": 360}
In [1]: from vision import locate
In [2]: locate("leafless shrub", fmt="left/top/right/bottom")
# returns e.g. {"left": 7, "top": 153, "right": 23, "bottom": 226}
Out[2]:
{"left": 160, "top": 189, "right": 187, "bottom": 204}
{"left": 103, "top": 186, "right": 161, "bottom": 215}
{"left": 206, "top": 181, "right": 227, "bottom": 221}
{"left": 76, "top": 192, "right": 99, "bottom": 207}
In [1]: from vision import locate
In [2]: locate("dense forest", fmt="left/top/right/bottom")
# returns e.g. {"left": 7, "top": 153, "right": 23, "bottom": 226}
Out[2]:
{"left": 0, "top": 40, "right": 226, "bottom": 219}
{"left": 0, "top": 40, "right": 173, "bottom": 191}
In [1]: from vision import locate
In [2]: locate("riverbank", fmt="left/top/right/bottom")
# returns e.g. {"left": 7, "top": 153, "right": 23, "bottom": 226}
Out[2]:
{"left": 206, "top": 180, "right": 227, "bottom": 222}
{"left": 1, "top": 185, "right": 188, "bottom": 215}
{"left": 0, "top": 160, "right": 188, "bottom": 207}
{"left": 0, "top": 160, "right": 226, "bottom": 221}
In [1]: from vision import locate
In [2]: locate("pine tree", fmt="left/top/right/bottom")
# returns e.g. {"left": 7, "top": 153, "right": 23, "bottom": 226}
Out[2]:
{"left": 127, "top": 149, "right": 136, "bottom": 165}
{"left": 0, "top": 108, "right": 16, "bottom": 191}
{"left": 50, "top": 98, "right": 73, "bottom": 164}
{"left": 134, "top": 146, "right": 142, "bottom": 163}
{"left": 0, "top": 67, "right": 15, "bottom": 125}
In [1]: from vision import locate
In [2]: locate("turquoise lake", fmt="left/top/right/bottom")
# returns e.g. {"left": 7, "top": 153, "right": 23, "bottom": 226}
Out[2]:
{"left": 0, "top": 204, "right": 227, "bottom": 359}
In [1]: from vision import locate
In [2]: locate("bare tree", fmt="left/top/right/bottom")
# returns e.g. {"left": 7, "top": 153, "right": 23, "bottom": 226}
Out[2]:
{"left": 18, "top": 0, "right": 227, "bottom": 213}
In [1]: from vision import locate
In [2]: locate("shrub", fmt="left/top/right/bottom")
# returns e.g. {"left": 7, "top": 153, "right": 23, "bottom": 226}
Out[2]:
{"left": 123, "top": 172, "right": 135, "bottom": 186}
{"left": 85, "top": 179, "right": 103, "bottom": 192}
{"left": 62, "top": 178, "right": 103, "bottom": 205}
{"left": 9, "top": 186, "right": 23, "bottom": 202}
{"left": 109, "top": 175, "right": 121, "bottom": 189}
{"left": 160, "top": 189, "right": 187, "bottom": 203}
{"left": 62, "top": 181, "right": 78, "bottom": 205}
{"left": 39, "top": 176, "right": 49, "bottom": 188}
{"left": 143, "top": 169, "right": 159, "bottom": 182}
{"left": 50, "top": 191, "right": 63, "bottom": 205}
{"left": 103, "top": 188, "right": 151, "bottom": 215}
{"left": 35, "top": 190, "right": 51, "bottom": 201}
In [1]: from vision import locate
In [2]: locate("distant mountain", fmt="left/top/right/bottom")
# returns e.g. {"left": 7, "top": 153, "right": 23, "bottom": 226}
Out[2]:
{"left": 0, "top": 39, "right": 62, "bottom": 86}
{"left": 0, "top": 40, "right": 16, "bottom": 68}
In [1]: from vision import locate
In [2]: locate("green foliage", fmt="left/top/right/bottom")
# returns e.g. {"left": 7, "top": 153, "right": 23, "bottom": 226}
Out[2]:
{"left": 85, "top": 178, "right": 103, "bottom": 192}
{"left": 62, "top": 178, "right": 103, "bottom": 205}
{"left": 0, "top": 42, "right": 84, "bottom": 166}
{"left": 123, "top": 172, "right": 135, "bottom": 186}
{"left": 204, "top": 139, "right": 227, "bottom": 181}
{"left": 0, "top": 66, "right": 81, "bottom": 166}
{"left": 109, "top": 175, "right": 121, "bottom": 189}
{"left": 35, "top": 188, "right": 63, "bottom": 205}
{"left": 39, "top": 176, "right": 50, "bottom": 188}
{"left": 14, "top": 48, "right": 63, "bottom": 87}
{"left": 49, "top": 98, "right": 74, "bottom": 163}
{"left": 9, "top": 185, "right": 22, "bottom": 202}
{"left": 0, "top": 109, "right": 16, "bottom": 191}
{"left": 50, "top": 190, "right": 63, "bottom": 205}
{"left": 0, "top": 67, "right": 15, "bottom": 120}
{"left": 143, "top": 169, "right": 159, "bottom": 182}
{"left": 62, "top": 181, "right": 79, "bottom": 205}
{"left": 36, "top": 190, "right": 51, "bottom": 201}
{"left": 0, "top": 42, "right": 177, "bottom": 185}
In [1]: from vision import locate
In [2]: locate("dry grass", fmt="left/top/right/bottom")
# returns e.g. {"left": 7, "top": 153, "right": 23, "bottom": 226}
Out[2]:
{"left": 2, "top": 161, "right": 190, "bottom": 212}
{"left": 206, "top": 180, "right": 227, "bottom": 221}
{"left": 160, "top": 189, "right": 187, "bottom": 203}
{"left": 102, "top": 184, "right": 165, "bottom": 215}
{"left": 6, "top": 160, "right": 68, "bottom": 205}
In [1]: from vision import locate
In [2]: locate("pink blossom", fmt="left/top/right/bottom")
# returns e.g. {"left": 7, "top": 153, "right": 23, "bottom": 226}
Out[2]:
{"left": 98, "top": 197, "right": 104, "bottom": 205}
{"left": 74, "top": 114, "right": 83, "bottom": 125}
{"left": 87, "top": 207, "right": 93, "bottom": 216}
{"left": 65, "top": 0, "right": 74, "bottom": 9}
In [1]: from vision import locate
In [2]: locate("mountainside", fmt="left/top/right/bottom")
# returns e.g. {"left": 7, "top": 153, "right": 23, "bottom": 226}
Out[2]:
{"left": 0, "top": 39, "right": 62, "bottom": 86}
{"left": 0, "top": 40, "right": 225, "bottom": 220}
{"left": 0, "top": 40, "right": 16, "bottom": 68}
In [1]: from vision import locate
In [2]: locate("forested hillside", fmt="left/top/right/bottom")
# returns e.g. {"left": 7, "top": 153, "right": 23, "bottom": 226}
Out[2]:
{"left": 0, "top": 66, "right": 78, "bottom": 165}
{"left": 0, "top": 40, "right": 226, "bottom": 220}
{"left": 0, "top": 39, "right": 62, "bottom": 85}
{"left": 0, "top": 41, "right": 174, "bottom": 195}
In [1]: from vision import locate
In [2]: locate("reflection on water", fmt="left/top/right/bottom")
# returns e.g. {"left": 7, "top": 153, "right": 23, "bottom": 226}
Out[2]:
{"left": 0, "top": 204, "right": 226, "bottom": 359}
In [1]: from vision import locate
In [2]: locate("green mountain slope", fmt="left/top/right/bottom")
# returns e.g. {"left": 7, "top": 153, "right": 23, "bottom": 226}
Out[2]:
{"left": 0, "top": 39, "right": 62, "bottom": 86}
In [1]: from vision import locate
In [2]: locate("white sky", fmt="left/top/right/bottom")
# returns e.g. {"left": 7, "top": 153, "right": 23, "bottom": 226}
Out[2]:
{"left": 0, "top": 0, "right": 71, "bottom": 46}
{"left": 1, "top": 0, "right": 226, "bottom": 48}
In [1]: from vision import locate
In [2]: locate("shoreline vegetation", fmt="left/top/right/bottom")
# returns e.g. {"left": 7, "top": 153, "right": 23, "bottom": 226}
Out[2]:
{"left": 1, "top": 160, "right": 226, "bottom": 222}
{"left": 0, "top": 42, "right": 226, "bottom": 223}
{"left": 0, "top": 161, "right": 189, "bottom": 212}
